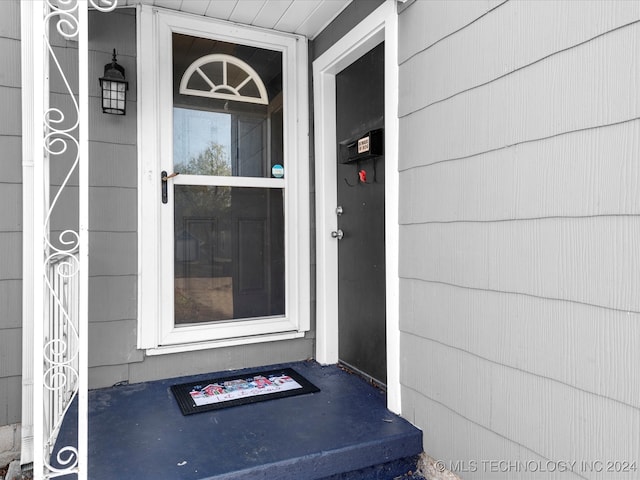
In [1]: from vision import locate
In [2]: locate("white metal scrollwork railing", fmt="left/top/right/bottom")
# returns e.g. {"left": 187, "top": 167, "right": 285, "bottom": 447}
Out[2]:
{"left": 29, "top": 0, "right": 117, "bottom": 478}
{"left": 43, "top": 251, "right": 80, "bottom": 466}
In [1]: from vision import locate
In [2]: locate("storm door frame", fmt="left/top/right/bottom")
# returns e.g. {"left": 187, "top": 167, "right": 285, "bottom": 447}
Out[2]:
{"left": 137, "top": 6, "right": 310, "bottom": 355}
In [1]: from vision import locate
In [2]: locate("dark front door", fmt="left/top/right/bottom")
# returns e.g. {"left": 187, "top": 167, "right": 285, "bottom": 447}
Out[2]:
{"left": 335, "top": 42, "right": 386, "bottom": 386}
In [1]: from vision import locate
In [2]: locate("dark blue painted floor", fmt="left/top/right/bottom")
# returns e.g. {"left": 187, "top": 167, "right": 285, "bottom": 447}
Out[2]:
{"left": 55, "top": 361, "right": 422, "bottom": 479}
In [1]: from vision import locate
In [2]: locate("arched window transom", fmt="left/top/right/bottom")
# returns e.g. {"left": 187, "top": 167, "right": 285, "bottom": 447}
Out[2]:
{"left": 179, "top": 53, "right": 269, "bottom": 105}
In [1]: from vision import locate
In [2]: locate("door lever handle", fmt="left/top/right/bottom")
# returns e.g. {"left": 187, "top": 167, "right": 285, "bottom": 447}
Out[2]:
{"left": 161, "top": 171, "right": 179, "bottom": 204}
{"left": 162, "top": 172, "right": 179, "bottom": 181}
{"left": 331, "top": 229, "right": 344, "bottom": 240}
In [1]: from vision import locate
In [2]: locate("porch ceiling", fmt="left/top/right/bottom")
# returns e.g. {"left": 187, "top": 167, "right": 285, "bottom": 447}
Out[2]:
{"left": 119, "top": 0, "right": 352, "bottom": 39}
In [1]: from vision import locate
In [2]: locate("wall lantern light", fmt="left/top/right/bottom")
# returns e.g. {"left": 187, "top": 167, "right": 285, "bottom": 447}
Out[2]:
{"left": 99, "top": 49, "right": 128, "bottom": 115}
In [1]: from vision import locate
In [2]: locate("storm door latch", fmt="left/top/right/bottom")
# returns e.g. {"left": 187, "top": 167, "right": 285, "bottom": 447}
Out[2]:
{"left": 161, "top": 171, "right": 179, "bottom": 204}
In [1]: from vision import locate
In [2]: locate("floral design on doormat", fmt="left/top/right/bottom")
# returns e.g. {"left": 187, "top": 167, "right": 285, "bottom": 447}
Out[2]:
{"left": 189, "top": 373, "right": 300, "bottom": 406}
{"left": 171, "top": 367, "right": 320, "bottom": 415}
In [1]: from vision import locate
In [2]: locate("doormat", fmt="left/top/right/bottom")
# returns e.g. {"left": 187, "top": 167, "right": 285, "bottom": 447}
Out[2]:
{"left": 171, "top": 367, "right": 320, "bottom": 415}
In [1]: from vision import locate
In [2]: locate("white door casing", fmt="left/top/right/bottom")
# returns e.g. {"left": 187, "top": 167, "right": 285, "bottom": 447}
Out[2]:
{"left": 312, "top": 0, "right": 400, "bottom": 413}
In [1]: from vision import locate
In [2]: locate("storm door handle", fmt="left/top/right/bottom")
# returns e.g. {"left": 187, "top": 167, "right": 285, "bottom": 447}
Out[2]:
{"left": 161, "top": 171, "right": 179, "bottom": 204}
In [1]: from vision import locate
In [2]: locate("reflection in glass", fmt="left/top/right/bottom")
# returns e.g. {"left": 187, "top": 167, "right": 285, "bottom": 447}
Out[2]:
{"left": 173, "top": 108, "right": 232, "bottom": 175}
{"left": 173, "top": 33, "right": 284, "bottom": 179}
{"left": 172, "top": 33, "right": 287, "bottom": 328}
{"left": 174, "top": 185, "right": 285, "bottom": 324}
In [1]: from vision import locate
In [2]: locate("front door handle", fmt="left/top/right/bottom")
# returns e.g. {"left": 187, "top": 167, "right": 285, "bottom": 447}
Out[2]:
{"left": 331, "top": 229, "right": 344, "bottom": 240}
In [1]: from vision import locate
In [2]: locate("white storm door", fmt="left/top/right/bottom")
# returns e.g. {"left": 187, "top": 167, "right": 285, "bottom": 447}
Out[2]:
{"left": 138, "top": 7, "right": 310, "bottom": 353}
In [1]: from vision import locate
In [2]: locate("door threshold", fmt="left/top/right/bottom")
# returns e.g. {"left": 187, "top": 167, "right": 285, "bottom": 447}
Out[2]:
{"left": 339, "top": 360, "right": 387, "bottom": 392}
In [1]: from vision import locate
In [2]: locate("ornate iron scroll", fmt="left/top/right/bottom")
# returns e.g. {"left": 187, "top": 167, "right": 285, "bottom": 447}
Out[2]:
{"left": 40, "top": 0, "right": 117, "bottom": 477}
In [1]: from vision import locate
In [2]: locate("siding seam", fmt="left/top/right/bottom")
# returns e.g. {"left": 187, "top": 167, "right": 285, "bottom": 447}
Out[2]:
{"left": 400, "top": 0, "right": 509, "bottom": 66}
{"left": 89, "top": 274, "right": 136, "bottom": 278}
{"left": 47, "top": 185, "right": 136, "bottom": 189}
{"left": 88, "top": 274, "right": 137, "bottom": 278}
{"left": 398, "top": 277, "right": 640, "bottom": 315}
{"left": 400, "top": 213, "right": 640, "bottom": 226}
{"left": 401, "top": 333, "right": 640, "bottom": 411}
{"left": 0, "top": 85, "right": 20, "bottom": 93}
{"left": 90, "top": 139, "right": 137, "bottom": 147}
{"left": 402, "top": 383, "right": 589, "bottom": 480}
{"left": 400, "top": 18, "right": 640, "bottom": 119}
{"left": 89, "top": 318, "right": 136, "bottom": 324}
{"left": 399, "top": 116, "right": 640, "bottom": 173}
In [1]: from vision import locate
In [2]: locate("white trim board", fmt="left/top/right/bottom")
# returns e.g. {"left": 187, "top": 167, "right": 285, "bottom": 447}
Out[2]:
{"left": 312, "top": 0, "right": 400, "bottom": 414}
{"left": 20, "top": 0, "right": 38, "bottom": 466}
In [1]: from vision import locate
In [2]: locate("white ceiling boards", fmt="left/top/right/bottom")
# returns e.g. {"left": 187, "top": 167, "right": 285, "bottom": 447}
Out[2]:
{"left": 120, "top": 0, "right": 352, "bottom": 39}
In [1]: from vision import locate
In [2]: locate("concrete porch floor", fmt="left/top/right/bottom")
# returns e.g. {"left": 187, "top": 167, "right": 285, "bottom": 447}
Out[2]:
{"left": 54, "top": 361, "right": 423, "bottom": 479}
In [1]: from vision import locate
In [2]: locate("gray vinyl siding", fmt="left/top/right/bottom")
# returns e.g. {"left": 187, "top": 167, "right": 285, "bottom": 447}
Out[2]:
{"left": 52, "top": 9, "right": 143, "bottom": 387}
{"left": 0, "top": 0, "right": 22, "bottom": 428}
{"left": 397, "top": 0, "right": 640, "bottom": 477}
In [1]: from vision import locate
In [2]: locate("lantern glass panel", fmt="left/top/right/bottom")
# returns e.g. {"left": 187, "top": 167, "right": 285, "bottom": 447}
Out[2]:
{"left": 101, "top": 79, "right": 127, "bottom": 114}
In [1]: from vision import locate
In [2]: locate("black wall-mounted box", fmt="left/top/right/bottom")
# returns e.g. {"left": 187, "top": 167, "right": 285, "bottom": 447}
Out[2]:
{"left": 339, "top": 128, "right": 383, "bottom": 163}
